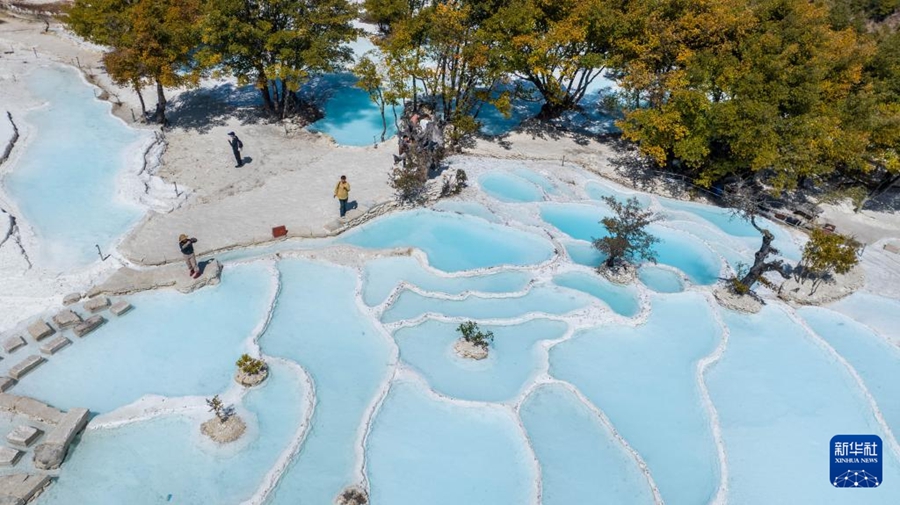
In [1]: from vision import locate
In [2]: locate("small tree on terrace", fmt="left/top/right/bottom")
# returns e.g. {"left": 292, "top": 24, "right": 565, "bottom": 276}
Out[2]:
{"left": 797, "top": 229, "right": 862, "bottom": 294}
{"left": 593, "top": 196, "right": 659, "bottom": 272}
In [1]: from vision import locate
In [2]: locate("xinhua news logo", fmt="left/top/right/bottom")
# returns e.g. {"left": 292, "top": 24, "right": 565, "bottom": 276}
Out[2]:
{"left": 831, "top": 434, "right": 882, "bottom": 488}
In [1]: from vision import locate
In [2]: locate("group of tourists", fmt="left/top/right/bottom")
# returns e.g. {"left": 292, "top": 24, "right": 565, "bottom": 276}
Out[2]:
{"left": 393, "top": 109, "right": 445, "bottom": 172}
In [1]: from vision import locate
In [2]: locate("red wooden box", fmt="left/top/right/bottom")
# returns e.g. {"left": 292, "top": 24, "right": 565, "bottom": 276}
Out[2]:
{"left": 272, "top": 225, "right": 287, "bottom": 238}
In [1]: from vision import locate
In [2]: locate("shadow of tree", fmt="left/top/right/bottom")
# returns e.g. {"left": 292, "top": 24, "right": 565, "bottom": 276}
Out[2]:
{"left": 166, "top": 83, "right": 269, "bottom": 133}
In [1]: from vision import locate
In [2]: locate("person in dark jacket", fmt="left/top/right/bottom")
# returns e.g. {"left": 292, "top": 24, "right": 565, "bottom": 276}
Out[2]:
{"left": 228, "top": 132, "right": 244, "bottom": 167}
{"left": 179, "top": 234, "right": 200, "bottom": 278}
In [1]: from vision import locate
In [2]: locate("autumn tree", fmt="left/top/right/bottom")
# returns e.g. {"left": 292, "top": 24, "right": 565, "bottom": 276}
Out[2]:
{"left": 199, "top": 0, "right": 358, "bottom": 119}
{"left": 486, "top": 0, "right": 616, "bottom": 118}
{"left": 797, "top": 229, "right": 862, "bottom": 293}
{"left": 614, "top": 0, "right": 873, "bottom": 192}
{"left": 66, "top": 0, "right": 203, "bottom": 124}
{"left": 593, "top": 196, "right": 660, "bottom": 272}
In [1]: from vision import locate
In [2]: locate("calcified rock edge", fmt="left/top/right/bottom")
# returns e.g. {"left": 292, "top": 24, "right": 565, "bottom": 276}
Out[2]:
{"left": 235, "top": 365, "right": 269, "bottom": 387}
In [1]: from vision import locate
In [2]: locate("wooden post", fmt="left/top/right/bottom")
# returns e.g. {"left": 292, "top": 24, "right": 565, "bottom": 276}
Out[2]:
{"left": 174, "top": 182, "right": 179, "bottom": 196}
{"left": 131, "top": 109, "right": 136, "bottom": 122}
{"left": 32, "top": 47, "right": 38, "bottom": 58}
{"left": 76, "top": 56, "right": 81, "bottom": 69}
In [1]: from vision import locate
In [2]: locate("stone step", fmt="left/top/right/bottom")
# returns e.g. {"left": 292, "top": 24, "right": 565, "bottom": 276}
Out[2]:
{"left": 6, "top": 426, "right": 41, "bottom": 448}
{"left": 0, "top": 394, "right": 63, "bottom": 425}
{"left": 2, "top": 336, "right": 25, "bottom": 354}
{"left": 51, "top": 310, "right": 82, "bottom": 329}
{"left": 83, "top": 296, "right": 110, "bottom": 313}
{"left": 39, "top": 336, "right": 70, "bottom": 356}
{"left": 26, "top": 321, "right": 54, "bottom": 342}
{"left": 0, "top": 446, "right": 22, "bottom": 467}
{"left": 8, "top": 356, "right": 46, "bottom": 381}
{"left": 72, "top": 315, "right": 105, "bottom": 337}
{"left": 110, "top": 301, "right": 132, "bottom": 316}
{"left": 62, "top": 292, "right": 82, "bottom": 306}
{"left": 0, "top": 378, "right": 16, "bottom": 393}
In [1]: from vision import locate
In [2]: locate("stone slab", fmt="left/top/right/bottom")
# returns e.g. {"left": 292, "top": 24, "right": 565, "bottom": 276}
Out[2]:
{"left": 0, "top": 378, "right": 15, "bottom": 393}
{"left": 51, "top": 310, "right": 81, "bottom": 329}
{"left": 33, "top": 408, "right": 90, "bottom": 470}
{"left": 72, "top": 315, "right": 105, "bottom": 338}
{"left": 39, "top": 336, "right": 70, "bottom": 355}
{"left": 25, "top": 321, "right": 53, "bottom": 342}
{"left": 110, "top": 301, "right": 132, "bottom": 316}
{"left": 6, "top": 426, "right": 41, "bottom": 448}
{"left": 62, "top": 292, "right": 82, "bottom": 306}
{"left": 7, "top": 356, "right": 45, "bottom": 381}
{"left": 2, "top": 336, "right": 25, "bottom": 354}
{"left": 0, "top": 473, "right": 51, "bottom": 502}
{"left": 0, "top": 447, "right": 22, "bottom": 467}
{"left": 0, "top": 395, "right": 62, "bottom": 425}
{"left": 83, "top": 296, "right": 110, "bottom": 313}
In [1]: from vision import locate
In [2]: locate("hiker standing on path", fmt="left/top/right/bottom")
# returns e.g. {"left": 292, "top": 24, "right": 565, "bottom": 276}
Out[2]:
{"left": 228, "top": 132, "right": 244, "bottom": 167}
{"left": 179, "top": 234, "right": 201, "bottom": 278}
{"left": 334, "top": 175, "right": 351, "bottom": 218}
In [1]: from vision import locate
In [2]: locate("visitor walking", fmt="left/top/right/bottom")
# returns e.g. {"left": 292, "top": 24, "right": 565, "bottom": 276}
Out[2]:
{"left": 228, "top": 132, "right": 244, "bottom": 167}
{"left": 179, "top": 234, "right": 201, "bottom": 278}
{"left": 334, "top": 175, "right": 351, "bottom": 218}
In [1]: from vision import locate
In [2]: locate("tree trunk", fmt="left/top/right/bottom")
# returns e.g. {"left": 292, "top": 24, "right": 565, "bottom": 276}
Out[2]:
{"left": 153, "top": 79, "right": 167, "bottom": 125}
{"left": 133, "top": 80, "right": 147, "bottom": 119}
{"left": 379, "top": 100, "right": 387, "bottom": 142}
{"left": 739, "top": 217, "right": 788, "bottom": 288}
{"left": 258, "top": 71, "right": 275, "bottom": 114}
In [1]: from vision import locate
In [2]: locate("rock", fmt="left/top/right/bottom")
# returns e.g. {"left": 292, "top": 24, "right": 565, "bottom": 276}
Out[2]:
{"left": 73, "top": 315, "right": 105, "bottom": 337}
{"left": 885, "top": 242, "right": 900, "bottom": 255}
{"left": 83, "top": 296, "right": 110, "bottom": 313}
{"left": 454, "top": 339, "right": 489, "bottom": 360}
{"left": 0, "top": 378, "right": 15, "bottom": 393}
{"left": 51, "top": 310, "right": 82, "bottom": 329}
{"left": 8, "top": 356, "right": 46, "bottom": 380}
{"left": 0, "top": 474, "right": 51, "bottom": 503}
{"left": 2, "top": 336, "right": 26, "bottom": 354}
{"left": 109, "top": 301, "right": 132, "bottom": 316}
{"left": 39, "top": 336, "right": 71, "bottom": 355}
{"left": 335, "top": 485, "right": 368, "bottom": 505}
{"left": 776, "top": 266, "right": 865, "bottom": 306}
{"left": 26, "top": 321, "right": 54, "bottom": 342}
{"left": 6, "top": 426, "right": 41, "bottom": 448}
{"left": 62, "top": 292, "right": 83, "bottom": 306}
{"left": 32, "top": 407, "right": 89, "bottom": 470}
{"left": 201, "top": 415, "right": 246, "bottom": 444}
{"left": 0, "top": 447, "right": 22, "bottom": 467}
{"left": 234, "top": 365, "right": 268, "bottom": 387}
{"left": 0, "top": 394, "right": 62, "bottom": 425}
{"left": 598, "top": 264, "right": 638, "bottom": 285}
{"left": 713, "top": 286, "right": 763, "bottom": 314}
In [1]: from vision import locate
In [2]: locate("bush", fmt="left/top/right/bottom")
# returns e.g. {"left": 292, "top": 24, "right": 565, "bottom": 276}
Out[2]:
{"left": 236, "top": 354, "right": 265, "bottom": 375}
{"left": 456, "top": 321, "right": 494, "bottom": 349}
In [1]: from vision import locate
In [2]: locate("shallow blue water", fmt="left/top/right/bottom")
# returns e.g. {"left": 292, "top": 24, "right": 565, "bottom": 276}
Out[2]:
{"left": 638, "top": 266, "right": 685, "bottom": 293}
{"left": 479, "top": 171, "right": 545, "bottom": 203}
{"left": 552, "top": 270, "right": 640, "bottom": 317}
{"left": 521, "top": 383, "right": 656, "bottom": 505}
{"left": 305, "top": 73, "right": 402, "bottom": 146}
{"left": 11, "top": 263, "right": 273, "bottom": 412}
{"left": 261, "top": 259, "right": 393, "bottom": 505}
{"left": 394, "top": 319, "right": 568, "bottom": 402}
{"left": 4, "top": 65, "right": 146, "bottom": 269}
{"left": 366, "top": 379, "right": 537, "bottom": 505}
{"left": 707, "top": 306, "right": 900, "bottom": 504}
{"left": 432, "top": 200, "right": 501, "bottom": 223}
{"left": 585, "top": 181, "right": 652, "bottom": 208}
{"left": 830, "top": 292, "right": 900, "bottom": 342}
{"left": 38, "top": 360, "right": 309, "bottom": 504}
{"left": 550, "top": 292, "right": 722, "bottom": 505}
{"left": 340, "top": 209, "right": 555, "bottom": 272}
{"left": 362, "top": 256, "right": 531, "bottom": 306}
{"left": 799, "top": 307, "right": 900, "bottom": 434}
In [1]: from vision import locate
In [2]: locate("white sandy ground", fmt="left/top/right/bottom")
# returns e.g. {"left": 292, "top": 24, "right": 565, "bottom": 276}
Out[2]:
{"left": 0, "top": 11, "right": 899, "bottom": 333}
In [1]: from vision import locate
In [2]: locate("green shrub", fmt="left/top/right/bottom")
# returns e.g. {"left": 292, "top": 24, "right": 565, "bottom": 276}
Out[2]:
{"left": 456, "top": 321, "right": 494, "bottom": 349}
{"left": 236, "top": 354, "right": 265, "bottom": 375}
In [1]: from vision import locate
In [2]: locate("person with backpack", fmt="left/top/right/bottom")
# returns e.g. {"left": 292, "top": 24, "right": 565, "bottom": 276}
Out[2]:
{"left": 178, "top": 234, "right": 201, "bottom": 278}
{"left": 228, "top": 132, "right": 244, "bottom": 167}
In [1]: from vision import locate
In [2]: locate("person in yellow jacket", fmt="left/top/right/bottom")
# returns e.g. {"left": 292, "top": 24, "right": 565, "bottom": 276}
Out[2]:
{"left": 334, "top": 175, "right": 351, "bottom": 217}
